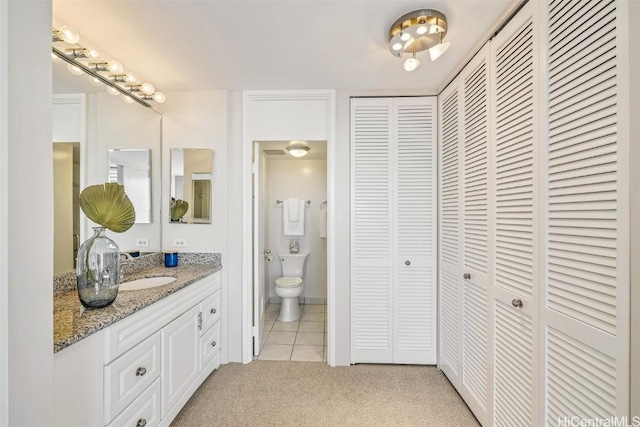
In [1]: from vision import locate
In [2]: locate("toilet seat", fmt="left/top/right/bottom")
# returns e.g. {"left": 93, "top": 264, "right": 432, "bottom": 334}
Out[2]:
{"left": 275, "top": 277, "right": 303, "bottom": 288}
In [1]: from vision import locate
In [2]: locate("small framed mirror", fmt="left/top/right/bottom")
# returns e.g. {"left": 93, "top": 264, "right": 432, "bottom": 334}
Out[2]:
{"left": 108, "top": 148, "right": 152, "bottom": 223}
{"left": 170, "top": 148, "right": 213, "bottom": 224}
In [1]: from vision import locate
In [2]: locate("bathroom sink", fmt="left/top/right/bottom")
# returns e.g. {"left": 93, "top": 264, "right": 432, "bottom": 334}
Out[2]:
{"left": 119, "top": 276, "right": 177, "bottom": 291}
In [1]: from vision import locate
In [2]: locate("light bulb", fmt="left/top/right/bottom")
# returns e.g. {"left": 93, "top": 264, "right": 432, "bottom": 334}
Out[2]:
{"left": 392, "top": 42, "right": 403, "bottom": 51}
{"left": 404, "top": 56, "right": 420, "bottom": 72}
{"left": 89, "top": 76, "right": 103, "bottom": 87}
{"left": 67, "top": 63, "right": 84, "bottom": 76}
{"left": 107, "top": 86, "right": 120, "bottom": 96}
{"left": 86, "top": 46, "right": 100, "bottom": 59}
{"left": 58, "top": 25, "right": 80, "bottom": 44}
{"left": 416, "top": 25, "right": 427, "bottom": 35}
{"left": 140, "top": 82, "right": 154, "bottom": 95}
{"left": 51, "top": 52, "right": 61, "bottom": 63}
{"left": 122, "top": 96, "right": 134, "bottom": 104}
{"left": 429, "top": 41, "right": 451, "bottom": 61}
{"left": 400, "top": 32, "right": 411, "bottom": 41}
{"left": 107, "top": 60, "right": 123, "bottom": 74}
{"left": 125, "top": 73, "right": 139, "bottom": 84}
{"left": 152, "top": 92, "right": 166, "bottom": 103}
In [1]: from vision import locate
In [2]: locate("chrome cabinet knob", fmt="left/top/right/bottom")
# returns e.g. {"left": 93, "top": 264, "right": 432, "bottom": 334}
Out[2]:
{"left": 210, "top": 308, "right": 216, "bottom": 314}
{"left": 512, "top": 299, "right": 523, "bottom": 308}
{"left": 463, "top": 273, "right": 471, "bottom": 280}
{"left": 136, "top": 418, "right": 147, "bottom": 427}
{"left": 405, "top": 260, "right": 411, "bottom": 266}
{"left": 211, "top": 341, "right": 217, "bottom": 347}
{"left": 263, "top": 249, "right": 271, "bottom": 255}
{"left": 136, "top": 367, "right": 147, "bottom": 377}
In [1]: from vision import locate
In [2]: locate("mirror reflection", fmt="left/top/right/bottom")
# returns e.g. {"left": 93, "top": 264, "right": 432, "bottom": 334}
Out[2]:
{"left": 170, "top": 149, "right": 213, "bottom": 224}
{"left": 108, "top": 149, "right": 152, "bottom": 223}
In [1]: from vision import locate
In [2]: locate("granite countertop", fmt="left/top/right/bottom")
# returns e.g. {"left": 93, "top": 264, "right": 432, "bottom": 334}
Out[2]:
{"left": 54, "top": 262, "right": 222, "bottom": 353}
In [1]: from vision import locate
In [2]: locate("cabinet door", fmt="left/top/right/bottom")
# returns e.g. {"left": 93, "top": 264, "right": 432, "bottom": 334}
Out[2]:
{"left": 490, "top": 3, "right": 539, "bottom": 426}
{"left": 162, "top": 305, "right": 200, "bottom": 417}
{"left": 350, "top": 97, "right": 393, "bottom": 363}
{"left": 392, "top": 97, "right": 437, "bottom": 364}
{"left": 461, "top": 43, "right": 493, "bottom": 426}
{"left": 438, "top": 78, "right": 464, "bottom": 388}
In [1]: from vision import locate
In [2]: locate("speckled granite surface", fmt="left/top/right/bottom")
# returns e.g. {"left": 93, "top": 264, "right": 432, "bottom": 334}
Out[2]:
{"left": 54, "top": 257, "right": 222, "bottom": 353}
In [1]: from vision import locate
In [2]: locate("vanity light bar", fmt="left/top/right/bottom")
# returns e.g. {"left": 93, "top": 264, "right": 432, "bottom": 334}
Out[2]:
{"left": 51, "top": 25, "right": 165, "bottom": 108}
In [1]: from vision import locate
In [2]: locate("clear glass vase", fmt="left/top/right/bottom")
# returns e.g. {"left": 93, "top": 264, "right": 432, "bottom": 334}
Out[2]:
{"left": 76, "top": 227, "right": 121, "bottom": 309}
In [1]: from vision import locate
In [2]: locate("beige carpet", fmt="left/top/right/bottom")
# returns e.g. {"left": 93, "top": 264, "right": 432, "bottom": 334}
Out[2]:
{"left": 171, "top": 361, "right": 480, "bottom": 426}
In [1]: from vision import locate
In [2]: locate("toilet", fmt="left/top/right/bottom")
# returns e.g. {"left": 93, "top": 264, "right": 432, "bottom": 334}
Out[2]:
{"left": 274, "top": 252, "right": 309, "bottom": 322}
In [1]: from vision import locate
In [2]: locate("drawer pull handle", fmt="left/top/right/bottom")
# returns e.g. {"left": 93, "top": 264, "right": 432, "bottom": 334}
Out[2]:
{"left": 210, "top": 308, "right": 216, "bottom": 314}
{"left": 463, "top": 273, "right": 471, "bottom": 280}
{"left": 136, "top": 418, "right": 147, "bottom": 427}
{"left": 211, "top": 341, "right": 217, "bottom": 347}
{"left": 512, "top": 299, "right": 523, "bottom": 308}
{"left": 136, "top": 367, "right": 147, "bottom": 377}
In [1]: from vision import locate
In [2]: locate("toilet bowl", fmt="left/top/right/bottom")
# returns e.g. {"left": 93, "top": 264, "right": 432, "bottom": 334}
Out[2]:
{"left": 275, "top": 252, "right": 309, "bottom": 322}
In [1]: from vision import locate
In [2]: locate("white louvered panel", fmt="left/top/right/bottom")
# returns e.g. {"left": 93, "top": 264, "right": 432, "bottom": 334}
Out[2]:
{"left": 546, "top": 0, "right": 618, "bottom": 335}
{"left": 494, "top": 301, "right": 534, "bottom": 427}
{"left": 463, "top": 59, "right": 490, "bottom": 277}
{"left": 494, "top": 18, "right": 535, "bottom": 300}
{"left": 440, "top": 269, "right": 460, "bottom": 377}
{"left": 352, "top": 104, "right": 391, "bottom": 261}
{"left": 463, "top": 282, "right": 489, "bottom": 410}
{"left": 395, "top": 104, "right": 435, "bottom": 260}
{"left": 545, "top": 327, "right": 616, "bottom": 424}
{"left": 394, "top": 266, "right": 435, "bottom": 364}
{"left": 440, "top": 90, "right": 461, "bottom": 266}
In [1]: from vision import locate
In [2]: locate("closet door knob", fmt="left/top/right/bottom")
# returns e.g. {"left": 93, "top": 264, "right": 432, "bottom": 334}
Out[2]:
{"left": 211, "top": 341, "right": 217, "bottom": 347}
{"left": 405, "top": 260, "right": 411, "bottom": 266}
{"left": 136, "top": 367, "right": 147, "bottom": 377}
{"left": 136, "top": 419, "right": 147, "bottom": 427}
{"left": 463, "top": 273, "right": 471, "bottom": 280}
{"left": 512, "top": 299, "right": 523, "bottom": 308}
{"left": 210, "top": 308, "right": 216, "bottom": 314}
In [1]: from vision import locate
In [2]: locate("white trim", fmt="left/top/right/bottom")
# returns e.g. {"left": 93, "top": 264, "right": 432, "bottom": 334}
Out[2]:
{"left": 242, "top": 90, "right": 336, "bottom": 365}
{"left": 0, "top": 0, "right": 8, "bottom": 423}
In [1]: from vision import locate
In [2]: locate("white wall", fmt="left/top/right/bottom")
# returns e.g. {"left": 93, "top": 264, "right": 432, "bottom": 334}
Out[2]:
{"left": 266, "top": 159, "right": 327, "bottom": 303}
{"left": 86, "top": 92, "right": 162, "bottom": 252}
{"left": 1, "top": 1, "right": 54, "bottom": 425}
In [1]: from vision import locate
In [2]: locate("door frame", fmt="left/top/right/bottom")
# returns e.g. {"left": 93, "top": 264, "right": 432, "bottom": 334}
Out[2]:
{"left": 242, "top": 90, "right": 336, "bottom": 365}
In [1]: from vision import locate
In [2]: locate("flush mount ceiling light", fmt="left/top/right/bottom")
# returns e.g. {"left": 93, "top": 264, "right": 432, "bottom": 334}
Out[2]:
{"left": 286, "top": 142, "right": 310, "bottom": 158}
{"left": 51, "top": 24, "right": 165, "bottom": 107}
{"left": 388, "top": 9, "right": 450, "bottom": 71}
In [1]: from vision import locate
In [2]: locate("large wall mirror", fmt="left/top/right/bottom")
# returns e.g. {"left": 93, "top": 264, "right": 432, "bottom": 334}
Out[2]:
{"left": 170, "top": 149, "right": 214, "bottom": 224}
{"left": 53, "top": 57, "right": 162, "bottom": 274}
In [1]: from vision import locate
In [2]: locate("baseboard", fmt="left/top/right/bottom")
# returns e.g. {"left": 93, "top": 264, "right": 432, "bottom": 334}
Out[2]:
{"left": 267, "top": 296, "right": 326, "bottom": 305}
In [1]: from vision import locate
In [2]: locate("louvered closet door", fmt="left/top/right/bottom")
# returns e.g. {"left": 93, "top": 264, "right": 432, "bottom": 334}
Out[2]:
{"left": 438, "top": 81, "right": 464, "bottom": 385}
{"left": 490, "top": 3, "right": 539, "bottom": 426}
{"left": 543, "top": 0, "right": 629, "bottom": 423}
{"left": 393, "top": 97, "right": 437, "bottom": 365}
{"left": 350, "top": 98, "right": 393, "bottom": 363}
{"left": 460, "top": 43, "right": 493, "bottom": 426}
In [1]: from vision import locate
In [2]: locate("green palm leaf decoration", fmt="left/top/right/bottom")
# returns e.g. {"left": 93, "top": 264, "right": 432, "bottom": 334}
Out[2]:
{"left": 170, "top": 199, "right": 189, "bottom": 221}
{"left": 79, "top": 183, "right": 136, "bottom": 232}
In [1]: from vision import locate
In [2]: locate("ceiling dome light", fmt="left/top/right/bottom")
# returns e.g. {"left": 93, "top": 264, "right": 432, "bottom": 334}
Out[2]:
{"left": 400, "top": 32, "right": 411, "bottom": 41}
{"left": 404, "top": 56, "right": 420, "bottom": 72}
{"left": 286, "top": 142, "right": 310, "bottom": 158}
{"left": 67, "top": 63, "right": 84, "bottom": 76}
{"left": 416, "top": 25, "right": 428, "bottom": 35}
{"left": 429, "top": 41, "right": 451, "bottom": 61}
{"left": 107, "top": 86, "right": 120, "bottom": 96}
{"left": 107, "top": 60, "right": 123, "bottom": 74}
{"left": 152, "top": 92, "right": 166, "bottom": 103}
{"left": 140, "top": 82, "right": 155, "bottom": 95}
{"left": 58, "top": 25, "right": 80, "bottom": 44}
{"left": 392, "top": 42, "right": 403, "bottom": 51}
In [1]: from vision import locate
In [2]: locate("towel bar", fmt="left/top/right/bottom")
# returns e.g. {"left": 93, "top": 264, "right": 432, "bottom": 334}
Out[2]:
{"left": 276, "top": 200, "right": 310, "bottom": 206}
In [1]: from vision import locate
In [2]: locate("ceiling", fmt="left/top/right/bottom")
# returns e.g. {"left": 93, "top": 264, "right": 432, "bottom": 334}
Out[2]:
{"left": 52, "top": 0, "right": 514, "bottom": 93}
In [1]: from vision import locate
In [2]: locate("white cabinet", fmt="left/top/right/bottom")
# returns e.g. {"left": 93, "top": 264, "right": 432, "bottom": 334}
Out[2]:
{"left": 351, "top": 96, "right": 437, "bottom": 365}
{"left": 54, "top": 271, "right": 222, "bottom": 427}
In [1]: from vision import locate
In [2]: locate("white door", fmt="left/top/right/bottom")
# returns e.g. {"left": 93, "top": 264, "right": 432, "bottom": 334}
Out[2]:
{"left": 252, "top": 143, "right": 267, "bottom": 356}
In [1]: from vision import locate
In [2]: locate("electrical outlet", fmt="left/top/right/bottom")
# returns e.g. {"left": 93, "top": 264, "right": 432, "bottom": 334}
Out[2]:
{"left": 173, "top": 238, "right": 187, "bottom": 248}
{"left": 136, "top": 238, "right": 149, "bottom": 247}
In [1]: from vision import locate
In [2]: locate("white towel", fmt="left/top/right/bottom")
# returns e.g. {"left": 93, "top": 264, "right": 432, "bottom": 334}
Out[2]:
{"left": 283, "top": 199, "right": 305, "bottom": 236}
{"left": 287, "top": 198, "right": 300, "bottom": 222}
{"left": 318, "top": 205, "right": 327, "bottom": 238}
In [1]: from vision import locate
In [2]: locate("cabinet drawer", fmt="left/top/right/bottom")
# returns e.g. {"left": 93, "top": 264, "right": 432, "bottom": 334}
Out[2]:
{"left": 106, "top": 378, "right": 161, "bottom": 427}
{"left": 104, "top": 332, "right": 161, "bottom": 424}
{"left": 200, "top": 321, "right": 220, "bottom": 369}
{"left": 200, "top": 290, "right": 220, "bottom": 334}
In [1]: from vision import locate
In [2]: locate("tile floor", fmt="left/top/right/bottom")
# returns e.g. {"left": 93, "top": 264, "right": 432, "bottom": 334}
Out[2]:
{"left": 259, "top": 303, "right": 327, "bottom": 362}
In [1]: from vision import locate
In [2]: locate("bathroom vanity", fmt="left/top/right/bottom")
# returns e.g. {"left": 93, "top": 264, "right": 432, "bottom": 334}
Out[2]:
{"left": 53, "top": 262, "right": 222, "bottom": 427}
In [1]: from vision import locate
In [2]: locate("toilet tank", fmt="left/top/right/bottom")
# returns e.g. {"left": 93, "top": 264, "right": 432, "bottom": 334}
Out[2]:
{"left": 278, "top": 252, "right": 309, "bottom": 277}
